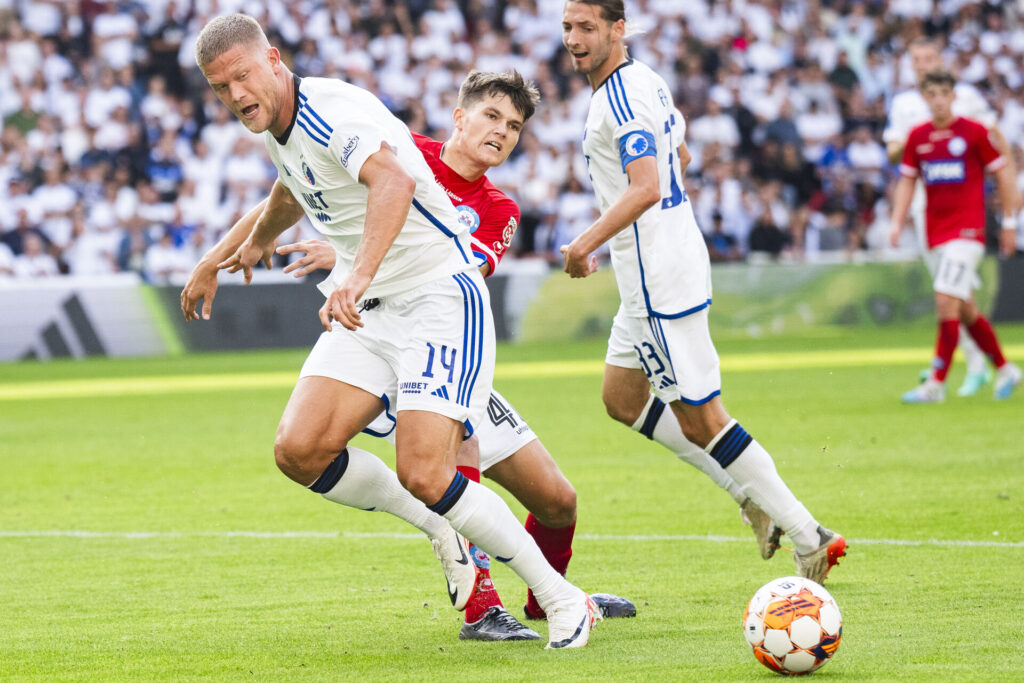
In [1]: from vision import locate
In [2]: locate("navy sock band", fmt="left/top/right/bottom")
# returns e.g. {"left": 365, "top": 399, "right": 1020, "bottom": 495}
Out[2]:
{"left": 429, "top": 471, "right": 469, "bottom": 515}
{"left": 709, "top": 423, "right": 753, "bottom": 468}
{"left": 309, "top": 449, "right": 349, "bottom": 494}
{"left": 639, "top": 397, "right": 667, "bottom": 439}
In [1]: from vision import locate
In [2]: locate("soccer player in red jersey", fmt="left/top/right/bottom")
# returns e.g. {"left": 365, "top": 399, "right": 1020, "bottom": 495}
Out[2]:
{"left": 889, "top": 69, "right": 1022, "bottom": 402}
{"left": 230, "top": 71, "right": 635, "bottom": 641}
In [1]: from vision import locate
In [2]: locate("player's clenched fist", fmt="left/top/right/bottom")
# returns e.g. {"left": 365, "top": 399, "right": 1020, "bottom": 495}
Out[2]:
{"left": 319, "top": 273, "right": 371, "bottom": 331}
{"left": 560, "top": 241, "right": 599, "bottom": 279}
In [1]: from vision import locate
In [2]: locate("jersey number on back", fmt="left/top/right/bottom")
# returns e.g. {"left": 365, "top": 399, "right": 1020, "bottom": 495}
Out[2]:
{"left": 662, "top": 116, "right": 685, "bottom": 210}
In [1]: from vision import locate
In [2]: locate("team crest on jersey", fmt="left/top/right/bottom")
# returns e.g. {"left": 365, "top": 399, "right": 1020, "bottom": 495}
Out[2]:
{"left": 302, "top": 162, "right": 315, "bottom": 185}
{"left": 456, "top": 205, "right": 480, "bottom": 233}
{"left": 624, "top": 131, "right": 649, "bottom": 156}
{"left": 502, "top": 216, "right": 517, "bottom": 246}
{"left": 947, "top": 136, "right": 967, "bottom": 157}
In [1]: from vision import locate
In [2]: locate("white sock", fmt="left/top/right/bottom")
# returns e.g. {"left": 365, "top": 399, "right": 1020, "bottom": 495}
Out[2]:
{"left": 959, "top": 325, "right": 987, "bottom": 375}
{"left": 631, "top": 395, "right": 746, "bottom": 505}
{"left": 432, "top": 473, "right": 575, "bottom": 610}
{"left": 311, "top": 446, "right": 449, "bottom": 539}
{"left": 706, "top": 420, "right": 820, "bottom": 554}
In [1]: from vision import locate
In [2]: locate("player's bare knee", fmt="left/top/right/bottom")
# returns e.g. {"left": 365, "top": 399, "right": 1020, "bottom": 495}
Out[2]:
{"left": 603, "top": 392, "right": 640, "bottom": 425}
{"left": 273, "top": 438, "right": 313, "bottom": 483}
{"left": 274, "top": 430, "right": 343, "bottom": 485}
{"left": 395, "top": 458, "right": 448, "bottom": 505}
{"left": 537, "top": 484, "right": 577, "bottom": 528}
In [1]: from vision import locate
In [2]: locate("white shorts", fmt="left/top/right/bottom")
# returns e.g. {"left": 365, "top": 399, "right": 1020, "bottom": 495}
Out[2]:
{"left": 369, "top": 388, "right": 536, "bottom": 472}
{"left": 930, "top": 239, "right": 983, "bottom": 300}
{"left": 605, "top": 305, "right": 721, "bottom": 405}
{"left": 476, "top": 389, "right": 537, "bottom": 471}
{"left": 299, "top": 271, "right": 495, "bottom": 434}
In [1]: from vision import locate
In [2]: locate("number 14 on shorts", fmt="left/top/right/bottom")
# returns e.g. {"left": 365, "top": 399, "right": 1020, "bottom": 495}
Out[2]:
{"left": 423, "top": 342, "right": 457, "bottom": 383}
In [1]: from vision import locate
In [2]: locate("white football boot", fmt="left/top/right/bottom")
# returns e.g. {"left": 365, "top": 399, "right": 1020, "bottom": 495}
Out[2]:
{"left": 901, "top": 379, "right": 945, "bottom": 404}
{"left": 545, "top": 590, "right": 601, "bottom": 649}
{"left": 430, "top": 528, "right": 476, "bottom": 611}
{"left": 994, "top": 363, "right": 1022, "bottom": 400}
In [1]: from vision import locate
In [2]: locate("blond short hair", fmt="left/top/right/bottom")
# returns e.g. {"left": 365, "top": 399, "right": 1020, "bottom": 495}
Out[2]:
{"left": 195, "top": 13, "right": 269, "bottom": 68}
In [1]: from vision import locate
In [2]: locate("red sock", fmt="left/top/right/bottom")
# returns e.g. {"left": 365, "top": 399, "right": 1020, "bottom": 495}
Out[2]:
{"left": 456, "top": 466, "right": 480, "bottom": 483}
{"left": 966, "top": 316, "right": 1006, "bottom": 368}
{"left": 524, "top": 514, "right": 576, "bottom": 619}
{"left": 932, "top": 319, "right": 959, "bottom": 382}
{"left": 455, "top": 465, "right": 504, "bottom": 623}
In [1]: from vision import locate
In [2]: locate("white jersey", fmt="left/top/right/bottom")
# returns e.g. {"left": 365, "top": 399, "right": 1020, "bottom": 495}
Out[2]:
{"left": 883, "top": 84, "right": 995, "bottom": 146}
{"left": 884, "top": 84, "right": 997, "bottom": 243}
{"left": 582, "top": 59, "right": 711, "bottom": 319}
{"left": 265, "top": 76, "right": 475, "bottom": 299}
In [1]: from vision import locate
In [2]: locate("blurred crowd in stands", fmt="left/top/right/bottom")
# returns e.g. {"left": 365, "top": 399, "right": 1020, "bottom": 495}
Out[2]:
{"left": 1, "top": 0, "right": 1023, "bottom": 282}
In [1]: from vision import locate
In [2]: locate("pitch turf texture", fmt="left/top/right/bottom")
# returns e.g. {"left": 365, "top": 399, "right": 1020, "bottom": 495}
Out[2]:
{"left": 3, "top": 325, "right": 1023, "bottom": 681}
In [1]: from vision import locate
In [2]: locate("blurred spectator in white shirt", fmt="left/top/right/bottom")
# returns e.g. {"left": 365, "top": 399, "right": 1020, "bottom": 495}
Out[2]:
{"left": 13, "top": 232, "right": 58, "bottom": 277}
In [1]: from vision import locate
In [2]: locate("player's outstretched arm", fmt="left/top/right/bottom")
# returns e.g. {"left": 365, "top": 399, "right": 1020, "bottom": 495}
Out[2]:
{"left": 888, "top": 175, "right": 916, "bottom": 248}
{"left": 562, "top": 155, "right": 660, "bottom": 278}
{"left": 988, "top": 126, "right": 1024, "bottom": 214}
{"left": 993, "top": 164, "right": 1020, "bottom": 257}
{"left": 218, "top": 180, "right": 305, "bottom": 284}
{"left": 319, "top": 142, "right": 414, "bottom": 331}
{"left": 278, "top": 239, "right": 337, "bottom": 278}
{"left": 180, "top": 197, "right": 270, "bottom": 321}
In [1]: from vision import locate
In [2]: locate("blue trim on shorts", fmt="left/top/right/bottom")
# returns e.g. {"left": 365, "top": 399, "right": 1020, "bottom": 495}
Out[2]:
{"left": 360, "top": 393, "right": 396, "bottom": 438}
{"left": 452, "top": 272, "right": 485, "bottom": 409}
{"left": 678, "top": 389, "right": 721, "bottom": 406}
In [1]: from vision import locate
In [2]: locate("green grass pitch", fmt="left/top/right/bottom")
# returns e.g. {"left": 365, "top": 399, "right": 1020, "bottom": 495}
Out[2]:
{"left": 2, "top": 325, "right": 1023, "bottom": 681}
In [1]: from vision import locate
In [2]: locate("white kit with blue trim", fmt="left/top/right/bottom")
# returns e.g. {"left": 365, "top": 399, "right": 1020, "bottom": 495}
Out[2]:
{"left": 265, "top": 76, "right": 475, "bottom": 300}
{"left": 581, "top": 59, "right": 711, "bottom": 319}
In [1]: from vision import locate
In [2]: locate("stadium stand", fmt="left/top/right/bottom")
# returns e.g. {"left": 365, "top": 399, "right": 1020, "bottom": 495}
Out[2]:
{"left": 1, "top": 0, "right": 1022, "bottom": 283}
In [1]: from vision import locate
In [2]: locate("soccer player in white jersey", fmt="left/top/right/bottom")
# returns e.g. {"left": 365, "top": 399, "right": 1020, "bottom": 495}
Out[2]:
{"left": 183, "top": 14, "right": 598, "bottom": 649}
{"left": 883, "top": 37, "right": 1022, "bottom": 397}
{"left": 279, "top": 70, "right": 635, "bottom": 641}
{"left": 559, "top": 0, "right": 845, "bottom": 584}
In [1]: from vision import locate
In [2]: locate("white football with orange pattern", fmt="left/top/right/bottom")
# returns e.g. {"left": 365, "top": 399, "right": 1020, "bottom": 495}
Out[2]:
{"left": 743, "top": 576, "right": 842, "bottom": 675}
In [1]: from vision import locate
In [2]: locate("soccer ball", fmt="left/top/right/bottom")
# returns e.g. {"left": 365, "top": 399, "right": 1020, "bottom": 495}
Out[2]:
{"left": 743, "top": 576, "right": 842, "bottom": 675}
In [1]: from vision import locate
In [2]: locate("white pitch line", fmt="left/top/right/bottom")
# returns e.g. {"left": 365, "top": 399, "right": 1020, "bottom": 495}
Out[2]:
{"left": 0, "top": 530, "right": 1021, "bottom": 548}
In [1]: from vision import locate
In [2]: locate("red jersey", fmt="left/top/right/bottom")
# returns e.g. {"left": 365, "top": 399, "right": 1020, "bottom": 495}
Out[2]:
{"left": 413, "top": 133, "right": 519, "bottom": 275}
{"left": 900, "top": 116, "right": 1005, "bottom": 248}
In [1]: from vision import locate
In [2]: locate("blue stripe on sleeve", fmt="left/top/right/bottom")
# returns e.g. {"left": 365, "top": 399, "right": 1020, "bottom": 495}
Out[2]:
{"left": 301, "top": 102, "right": 334, "bottom": 133}
{"left": 298, "top": 107, "right": 331, "bottom": 141}
{"left": 296, "top": 120, "right": 329, "bottom": 147}
{"left": 604, "top": 85, "right": 623, "bottom": 126}
{"left": 615, "top": 72, "right": 635, "bottom": 119}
